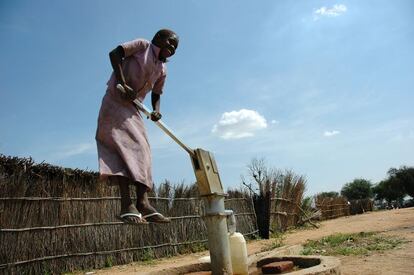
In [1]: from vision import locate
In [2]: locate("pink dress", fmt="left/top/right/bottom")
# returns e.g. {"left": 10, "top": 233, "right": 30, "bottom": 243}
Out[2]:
{"left": 96, "top": 39, "right": 167, "bottom": 189}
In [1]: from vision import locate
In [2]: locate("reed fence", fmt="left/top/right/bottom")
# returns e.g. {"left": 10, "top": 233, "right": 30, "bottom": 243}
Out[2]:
{"left": 315, "top": 196, "right": 350, "bottom": 220}
{"left": 0, "top": 155, "right": 257, "bottom": 275}
{"left": 270, "top": 197, "right": 300, "bottom": 232}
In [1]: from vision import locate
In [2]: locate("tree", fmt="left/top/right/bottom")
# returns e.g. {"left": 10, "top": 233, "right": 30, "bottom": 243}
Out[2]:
{"left": 317, "top": 191, "right": 339, "bottom": 199}
{"left": 387, "top": 166, "right": 414, "bottom": 198}
{"left": 341, "top": 179, "right": 373, "bottom": 200}
{"left": 242, "top": 157, "right": 279, "bottom": 196}
{"left": 372, "top": 166, "right": 414, "bottom": 206}
{"left": 373, "top": 180, "right": 406, "bottom": 205}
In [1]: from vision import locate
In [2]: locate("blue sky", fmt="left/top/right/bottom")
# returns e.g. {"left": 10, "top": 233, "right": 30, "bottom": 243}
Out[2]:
{"left": 1, "top": 1, "right": 413, "bottom": 195}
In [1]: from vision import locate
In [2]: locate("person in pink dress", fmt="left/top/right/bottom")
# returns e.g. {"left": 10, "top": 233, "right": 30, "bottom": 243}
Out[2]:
{"left": 96, "top": 29, "right": 179, "bottom": 224}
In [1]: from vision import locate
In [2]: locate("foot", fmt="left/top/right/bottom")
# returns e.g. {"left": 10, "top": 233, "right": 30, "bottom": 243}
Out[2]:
{"left": 117, "top": 204, "right": 148, "bottom": 225}
{"left": 142, "top": 212, "right": 171, "bottom": 223}
{"left": 136, "top": 202, "right": 170, "bottom": 223}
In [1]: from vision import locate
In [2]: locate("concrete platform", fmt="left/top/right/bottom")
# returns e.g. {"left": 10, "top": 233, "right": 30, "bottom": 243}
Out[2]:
{"left": 144, "top": 245, "right": 341, "bottom": 274}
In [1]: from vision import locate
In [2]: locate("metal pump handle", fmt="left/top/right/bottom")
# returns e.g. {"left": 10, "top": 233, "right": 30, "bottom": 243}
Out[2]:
{"left": 116, "top": 84, "right": 195, "bottom": 157}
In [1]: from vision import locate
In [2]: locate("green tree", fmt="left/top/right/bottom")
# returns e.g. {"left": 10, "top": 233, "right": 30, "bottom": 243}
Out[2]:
{"left": 372, "top": 166, "right": 414, "bottom": 206}
{"left": 373, "top": 180, "right": 406, "bottom": 205}
{"left": 317, "top": 191, "right": 339, "bottom": 199}
{"left": 341, "top": 179, "right": 373, "bottom": 200}
{"left": 387, "top": 166, "right": 414, "bottom": 197}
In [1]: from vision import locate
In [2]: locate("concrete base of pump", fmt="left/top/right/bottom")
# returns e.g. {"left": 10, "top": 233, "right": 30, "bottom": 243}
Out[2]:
{"left": 144, "top": 245, "right": 341, "bottom": 275}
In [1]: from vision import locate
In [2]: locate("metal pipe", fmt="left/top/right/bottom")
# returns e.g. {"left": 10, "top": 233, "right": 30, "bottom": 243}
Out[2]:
{"left": 225, "top": 210, "right": 236, "bottom": 235}
{"left": 202, "top": 194, "right": 233, "bottom": 274}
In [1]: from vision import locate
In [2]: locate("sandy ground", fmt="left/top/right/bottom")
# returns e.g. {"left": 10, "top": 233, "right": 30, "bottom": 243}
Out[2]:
{"left": 88, "top": 207, "right": 414, "bottom": 274}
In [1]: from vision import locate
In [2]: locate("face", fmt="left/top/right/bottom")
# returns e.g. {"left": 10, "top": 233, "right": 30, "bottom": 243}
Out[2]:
{"left": 157, "top": 35, "right": 179, "bottom": 59}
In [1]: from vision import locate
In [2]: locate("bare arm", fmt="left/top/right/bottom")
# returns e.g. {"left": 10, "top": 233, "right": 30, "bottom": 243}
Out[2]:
{"left": 151, "top": 92, "right": 162, "bottom": 121}
{"left": 109, "top": 46, "right": 126, "bottom": 85}
{"left": 110, "top": 46, "right": 136, "bottom": 100}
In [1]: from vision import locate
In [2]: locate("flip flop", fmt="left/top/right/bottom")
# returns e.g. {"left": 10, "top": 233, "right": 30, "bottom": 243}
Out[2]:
{"left": 117, "top": 212, "right": 148, "bottom": 225}
{"left": 142, "top": 212, "right": 171, "bottom": 223}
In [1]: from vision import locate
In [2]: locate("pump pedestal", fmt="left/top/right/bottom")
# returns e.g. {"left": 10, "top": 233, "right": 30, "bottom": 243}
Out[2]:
{"left": 191, "top": 149, "right": 233, "bottom": 275}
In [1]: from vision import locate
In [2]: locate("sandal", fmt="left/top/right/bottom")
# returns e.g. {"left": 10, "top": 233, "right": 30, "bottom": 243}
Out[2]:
{"left": 143, "top": 212, "right": 171, "bottom": 223}
{"left": 117, "top": 212, "right": 148, "bottom": 225}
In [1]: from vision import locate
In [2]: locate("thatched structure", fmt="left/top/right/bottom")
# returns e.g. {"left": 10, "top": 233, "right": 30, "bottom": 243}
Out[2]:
{"left": 241, "top": 159, "right": 308, "bottom": 235}
{"left": 270, "top": 171, "right": 306, "bottom": 232}
{"left": 0, "top": 155, "right": 257, "bottom": 275}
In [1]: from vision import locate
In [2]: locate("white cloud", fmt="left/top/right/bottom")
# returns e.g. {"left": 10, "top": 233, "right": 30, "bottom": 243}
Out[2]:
{"left": 271, "top": 120, "right": 279, "bottom": 125}
{"left": 324, "top": 130, "right": 340, "bottom": 137}
{"left": 212, "top": 109, "right": 267, "bottom": 139}
{"left": 314, "top": 4, "right": 347, "bottom": 20}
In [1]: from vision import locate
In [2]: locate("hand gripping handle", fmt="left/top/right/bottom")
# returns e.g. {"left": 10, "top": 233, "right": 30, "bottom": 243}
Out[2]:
{"left": 116, "top": 84, "right": 194, "bottom": 157}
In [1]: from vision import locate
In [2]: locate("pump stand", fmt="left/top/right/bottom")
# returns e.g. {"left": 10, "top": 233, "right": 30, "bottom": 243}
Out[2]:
{"left": 191, "top": 149, "right": 233, "bottom": 274}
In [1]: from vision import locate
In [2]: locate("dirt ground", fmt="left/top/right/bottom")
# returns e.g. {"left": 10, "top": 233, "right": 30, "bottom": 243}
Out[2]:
{"left": 90, "top": 207, "right": 414, "bottom": 274}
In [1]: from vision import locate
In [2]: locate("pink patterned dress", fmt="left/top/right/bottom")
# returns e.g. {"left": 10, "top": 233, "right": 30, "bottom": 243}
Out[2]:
{"left": 96, "top": 39, "right": 167, "bottom": 189}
